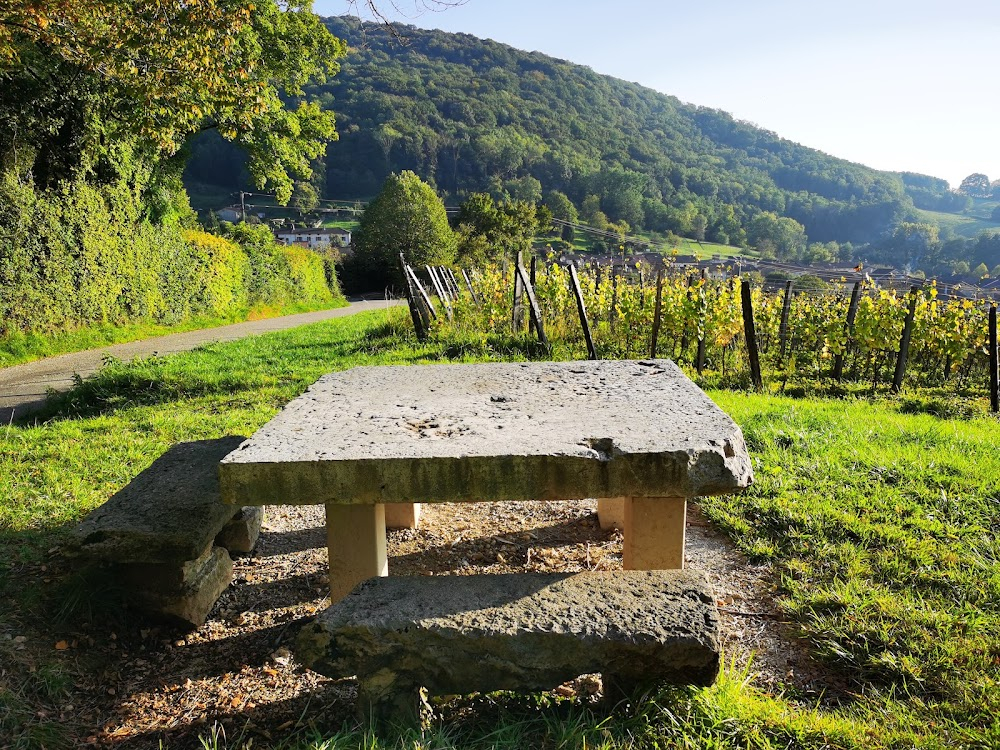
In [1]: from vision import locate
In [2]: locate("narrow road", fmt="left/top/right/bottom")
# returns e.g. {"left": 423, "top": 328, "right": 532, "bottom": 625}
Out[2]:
{"left": 0, "top": 297, "right": 403, "bottom": 424}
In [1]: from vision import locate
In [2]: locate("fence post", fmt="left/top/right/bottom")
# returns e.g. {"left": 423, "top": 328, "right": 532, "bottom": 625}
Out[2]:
{"left": 516, "top": 259, "right": 548, "bottom": 350}
{"left": 891, "top": 286, "right": 920, "bottom": 393}
{"left": 569, "top": 264, "right": 598, "bottom": 360}
{"left": 990, "top": 303, "right": 998, "bottom": 413}
{"left": 741, "top": 280, "right": 763, "bottom": 390}
{"left": 398, "top": 254, "right": 427, "bottom": 340}
{"left": 833, "top": 281, "right": 862, "bottom": 381}
{"left": 649, "top": 269, "right": 663, "bottom": 359}
{"left": 778, "top": 280, "right": 794, "bottom": 363}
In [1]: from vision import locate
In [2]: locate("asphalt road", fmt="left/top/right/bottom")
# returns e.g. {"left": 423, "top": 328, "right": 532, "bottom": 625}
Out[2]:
{"left": 0, "top": 297, "right": 403, "bottom": 424}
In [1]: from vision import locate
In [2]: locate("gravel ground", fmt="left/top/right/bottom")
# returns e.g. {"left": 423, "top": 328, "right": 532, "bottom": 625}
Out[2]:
{"left": 4, "top": 500, "right": 841, "bottom": 749}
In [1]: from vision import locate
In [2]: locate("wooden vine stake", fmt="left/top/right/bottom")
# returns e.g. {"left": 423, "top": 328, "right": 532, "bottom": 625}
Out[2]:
{"left": 426, "top": 265, "right": 453, "bottom": 321}
{"left": 649, "top": 268, "right": 663, "bottom": 358}
{"left": 833, "top": 281, "right": 861, "bottom": 381}
{"left": 990, "top": 303, "right": 998, "bottom": 414}
{"left": 511, "top": 252, "right": 525, "bottom": 332}
{"left": 778, "top": 280, "right": 794, "bottom": 363}
{"left": 404, "top": 263, "right": 437, "bottom": 324}
{"left": 568, "top": 264, "right": 598, "bottom": 360}
{"left": 398, "top": 253, "right": 427, "bottom": 340}
{"left": 528, "top": 256, "right": 538, "bottom": 336}
{"left": 741, "top": 280, "right": 763, "bottom": 390}
{"left": 462, "top": 269, "right": 481, "bottom": 306}
{"left": 443, "top": 267, "right": 461, "bottom": 297}
{"left": 891, "top": 286, "right": 920, "bottom": 393}
{"left": 516, "top": 259, "right": 549, "bottom": 350}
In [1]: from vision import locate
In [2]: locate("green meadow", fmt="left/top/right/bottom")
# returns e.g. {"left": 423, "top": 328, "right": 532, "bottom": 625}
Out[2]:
{"left": 2, "top": 308, "right": 998, "bottom": 748}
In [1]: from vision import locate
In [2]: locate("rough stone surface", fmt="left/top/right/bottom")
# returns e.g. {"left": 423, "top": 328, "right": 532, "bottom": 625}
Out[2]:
{"left": 296, "top": 570, "right": 720, "bottom": 720}
{"left": 220, "top": 360, "right": 752, "bottom": 507}
{"left": 126, "top": 546, "right": 234, "bottom": 628}
{"left": 215, "top": 506, "right": 264, "bottom": 554}
{"left": 67, "top": 437, "right": 248, "bottom": 564}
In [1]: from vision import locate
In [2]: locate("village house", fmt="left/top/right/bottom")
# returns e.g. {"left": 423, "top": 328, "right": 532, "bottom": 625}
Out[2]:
{"left": 274, "top": 226, "right": 352, "bottom": 250}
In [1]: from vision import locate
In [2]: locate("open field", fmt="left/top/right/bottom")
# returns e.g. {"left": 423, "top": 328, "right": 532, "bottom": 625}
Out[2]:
{"left": 2, "top": 308, "right": 998, "bottom": 748}
{"left": 914, "top": 207, "right": 1000, "bottom": 238}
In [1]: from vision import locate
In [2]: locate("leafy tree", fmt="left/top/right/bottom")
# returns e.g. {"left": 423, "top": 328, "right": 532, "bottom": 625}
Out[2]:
{"left": 348, "top": 171, "right": 455, "bottom": 289}
{"left": 972, "top": 262, "right": 989, "bottom": 278}
{"left": 544, "top": 190, "right": 578, "bottom": 225}
{"left": 747, "top": 212, "right": 807, "bottom": 260}
{"left": 958, "top": 173, "right": 991, "bottom": 198}
{"left": 991, "top": 206, "right": 1000, "bottom": 223}
{"left": 453, "top": 192, "right": 538, "bottom": 265}
{"left": 1, "top": 0, "right": 344, "bottom": 201}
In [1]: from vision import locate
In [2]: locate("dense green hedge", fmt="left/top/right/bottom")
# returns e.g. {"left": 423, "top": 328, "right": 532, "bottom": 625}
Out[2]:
{"left": 0, "top": 173, "right": 341, "bottom": 336}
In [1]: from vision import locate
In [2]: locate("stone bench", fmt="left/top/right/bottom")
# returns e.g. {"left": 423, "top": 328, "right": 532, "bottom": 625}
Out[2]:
{"left": 295, "top": 570, "right": 720, "bottom": 723}
{"left": 65, "top": 437, "right": 263, "bottom": 628}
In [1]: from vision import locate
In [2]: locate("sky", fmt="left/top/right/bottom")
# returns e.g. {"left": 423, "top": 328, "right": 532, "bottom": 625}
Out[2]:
{"left": 314, "top": 0, "right": 999, "bottom": 189}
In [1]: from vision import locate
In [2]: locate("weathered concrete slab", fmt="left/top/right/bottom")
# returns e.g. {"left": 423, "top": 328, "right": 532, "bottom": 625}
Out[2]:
{"left": 67, "top": 437, "right": 247, "bottom": 564}
{"left": 220, "top": 361, "right": 752, "bottom": 506}
{"left": 296, "top": 570, "right": 720, "bottom": 720}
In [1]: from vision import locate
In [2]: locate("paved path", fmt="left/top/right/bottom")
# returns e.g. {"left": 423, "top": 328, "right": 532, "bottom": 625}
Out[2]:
{"left": 0, "top": 297, "right": 403, "bottom": 424}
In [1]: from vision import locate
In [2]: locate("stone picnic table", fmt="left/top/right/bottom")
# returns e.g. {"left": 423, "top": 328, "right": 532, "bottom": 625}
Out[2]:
{"left": 219, "top": 359, "right": 753, "bottom": 600}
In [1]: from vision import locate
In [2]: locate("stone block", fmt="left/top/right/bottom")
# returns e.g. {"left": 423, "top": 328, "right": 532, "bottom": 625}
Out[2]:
{"left": 216, "top": 506, "right": 264, "bottom": 554}
{"left": 384, "top": 502, "right": 421, "bottom": 530}
{"left": 68, "top": 437, "right": 248, "bottom": 564}
{"left": 296, "top": 570, "right": 720, "bottom": 722}
{"left": 126, "top": 546, "right": 233, "bottom": 628}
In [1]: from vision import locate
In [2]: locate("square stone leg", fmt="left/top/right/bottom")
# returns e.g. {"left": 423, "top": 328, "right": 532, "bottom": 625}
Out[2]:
{"left": 384, "top": 502, "right": 421, "bottom": 530}
{"left": 622, "top": 497, "right": 686, "bottom": 570}
{"left": 597, "top": 498, "right": 626, "bottom": 530}
{"left": 325, "top": 503, "right": 388, "bottom": 602}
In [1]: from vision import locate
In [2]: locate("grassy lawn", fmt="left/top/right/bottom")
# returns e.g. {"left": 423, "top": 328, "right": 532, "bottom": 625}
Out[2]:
{"left": 2, "top": 308, "right": 999, "bottom": 747}
{"left": 914, "top": 208, "right": 1000, "bottom": 238}
{"left": 0, "top": 299, "right": 349, "bottom": 369}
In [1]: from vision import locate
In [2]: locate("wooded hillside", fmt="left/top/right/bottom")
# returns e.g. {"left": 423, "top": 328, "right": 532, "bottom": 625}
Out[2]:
{"left": 189, "top": 16, "right": 926, "bottom": 250}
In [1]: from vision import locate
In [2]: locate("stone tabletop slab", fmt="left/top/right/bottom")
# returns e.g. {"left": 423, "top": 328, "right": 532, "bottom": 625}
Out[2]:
{"left": 219, "top": 360, "right": 752, "bottom": 506}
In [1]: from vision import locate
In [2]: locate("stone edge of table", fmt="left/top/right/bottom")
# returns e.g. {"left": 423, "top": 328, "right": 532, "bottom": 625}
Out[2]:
{"left": 218, "top": 360, "right": 753, "bottom": 506}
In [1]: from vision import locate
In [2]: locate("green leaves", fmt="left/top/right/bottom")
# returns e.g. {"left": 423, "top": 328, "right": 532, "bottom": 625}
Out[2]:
{"left": 2, "top": 0, "right": 344, "bottom": 201}
{"left": 347, "top": 171, "right": 456, "bottom": 289}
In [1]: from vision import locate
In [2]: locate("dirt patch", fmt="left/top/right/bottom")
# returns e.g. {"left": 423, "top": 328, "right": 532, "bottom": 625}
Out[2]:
{"left": 1, "top": 500, "right": 839, "bottom": 749}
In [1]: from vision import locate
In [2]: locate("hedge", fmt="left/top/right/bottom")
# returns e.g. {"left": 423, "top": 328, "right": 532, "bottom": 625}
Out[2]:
{"left": 0, "top": 173, "right": 341, "bottom": 336}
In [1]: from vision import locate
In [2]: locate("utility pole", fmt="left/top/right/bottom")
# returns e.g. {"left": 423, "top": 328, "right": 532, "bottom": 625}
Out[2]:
{"left": 240, "top": 191, "right": 247, "bottom": 223}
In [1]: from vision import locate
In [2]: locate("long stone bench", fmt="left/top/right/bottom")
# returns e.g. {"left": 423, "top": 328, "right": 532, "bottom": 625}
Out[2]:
{"left": 295, "top": 570, "right": 720, "bottom": 723}
{"left": 65, "top": 437, "right": 263, "bottom": 628}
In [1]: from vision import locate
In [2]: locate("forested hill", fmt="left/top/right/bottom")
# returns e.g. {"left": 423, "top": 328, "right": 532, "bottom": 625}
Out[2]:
{"left": 190, "top": 16, "right": 921, "bottom": 248}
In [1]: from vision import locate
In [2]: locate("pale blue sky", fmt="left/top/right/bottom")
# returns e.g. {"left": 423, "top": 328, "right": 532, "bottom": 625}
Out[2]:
{"left": 315, "top": 0, "right": 999, "bottom": 188}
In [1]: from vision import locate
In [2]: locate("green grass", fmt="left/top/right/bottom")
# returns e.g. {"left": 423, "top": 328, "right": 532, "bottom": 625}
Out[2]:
{"left": 0, "top": 298, "right": 348, "bottom": 369}
{"left": 914, "top": 208, "right": 1000, "bottom": 238}
{"left": 3, "top": 309, "right": 1000, "bottom": 747}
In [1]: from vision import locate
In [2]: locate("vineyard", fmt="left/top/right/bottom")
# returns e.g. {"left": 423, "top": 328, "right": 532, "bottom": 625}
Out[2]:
{"left": 402, "top": 259, "right": 1000, "bottom": 404}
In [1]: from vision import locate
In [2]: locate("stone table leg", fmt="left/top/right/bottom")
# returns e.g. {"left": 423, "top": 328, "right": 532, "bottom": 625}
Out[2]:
{"left": 384, "top": 502, "right": 421, "bottom": 530}
{"left": 325, "top": 503, "right": 388, "bottom": 601}
{"left": 622, "top": 497, "right": 686, "bottom": 570}
{"left": 597, "top": 497, "right": 626, "bottom": 530}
